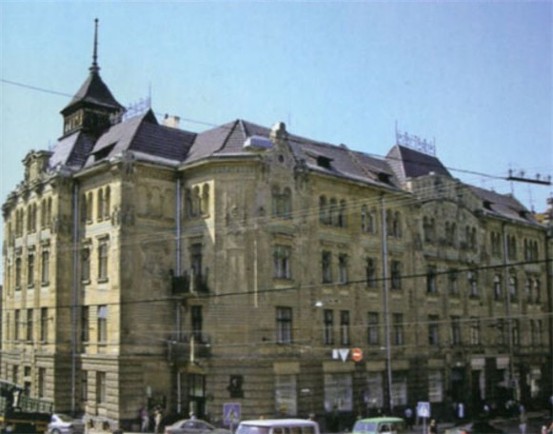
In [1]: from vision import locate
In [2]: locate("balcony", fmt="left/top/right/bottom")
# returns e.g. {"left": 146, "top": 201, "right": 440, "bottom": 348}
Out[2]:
{"left": 167, "top": 332, "right": 212, "bottom": 365}
{"left": 171, "top": 269, "right": 209, "bottom": 295}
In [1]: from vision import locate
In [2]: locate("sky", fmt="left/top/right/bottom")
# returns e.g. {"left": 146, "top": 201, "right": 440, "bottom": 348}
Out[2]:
{"left": 1, "top": 1, "right": 552, "bottom": 279}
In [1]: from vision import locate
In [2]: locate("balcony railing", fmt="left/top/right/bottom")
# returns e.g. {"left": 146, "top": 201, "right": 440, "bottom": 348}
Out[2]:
{"left": 171, "top": 269, "right": 209, "bottom": 295}
{"left": 167, "top": 332, "right": 212, "bottom": 364}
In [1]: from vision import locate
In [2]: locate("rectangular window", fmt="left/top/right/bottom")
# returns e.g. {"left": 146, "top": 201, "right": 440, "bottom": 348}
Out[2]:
{"left": 96, "top": 372, "right": 106, "bottom": 404}
{"left": 340, "top": 310, "right": 350, "bottom": 345}
{"left": 15, "top": 310, "right": 20, "bottom": 341}
{"left": 26, "top": 309, "right": 33, "bottom": 341}
{"left": 451, "top": 316, "right": 462, "bottom": 345}
{"left": 392, "top": 313, "right": 404, "bottom": 346}
{"left": 368, "top": 312, "right": 379, "bottom": 345}
{"left": 41, "top": 251, "right": 50, "bottom": 285}
{"left": 448, "top": 269, "right": 459, "bottom": 296}
{"left": 275, "top": 375, "right": 297, "bottom": 416}
{"left": 324, "top": 373, "right": 353, "bottom": 412}
{"left": 40, "top": 308, "right": 48, "bottom": 342}
{"left": 81, "top": 371, "right": 88, "bottom": 402}
{"left": 512, "top": 319, "right": 520, "bottom": 346}
{"left": 338, "top": 254, "right": 348, "bottom": 284}
{"left": 391, "top": 261, "right": 402, "bottom": 290}
{"left": 365, "top": 372, "right": 384, "bottom": 409}
{"left": 322, "top": 251, "right": 332, "bottom": 283}
{"left": 365, "top": 258, "right": 377, "bottom": 288}
{"left": 98, "top": 241, "right": 109, "bottom": 281}
{"left": 323, "top": 310, "right": 334, "bottom": 345}
{"left": 468, "top": 271, "right": 478, "bottom": 297}
{"left": 97, "top": 305, "right": 108, "bottom": 344}
{"left": 428, "top": 315, "right": 439, "bottom": 346}
{"left": 27, "top": 254, "right": 35, "bottom": 287}
{"left": 426, "top": 266, "right": 437, "bottom": 294}
{"left": 276, "top": 307, "right": 292, "bottom": 344}
{"left": 15, "top": 257, "right": 22, "bottom": 289}
{"left": 273, "top": 245, "right": 292, "bottom": 279}
{"left": 191, "top": 305, "right": 203, "bottom": 343}
{"left": 81, "top": 307, "right": 90, "bottom": 343}
{"left": 428, "top": 371, "right": 444, "bottom": 403}
{"left": 38, "top": 368, "right": 46, "bottom": 398}
{"left": 81, "top": 247, "right": 91, "bottom": 282}
{"left": 470, "top": 318, "right": 481, "bottom": 345}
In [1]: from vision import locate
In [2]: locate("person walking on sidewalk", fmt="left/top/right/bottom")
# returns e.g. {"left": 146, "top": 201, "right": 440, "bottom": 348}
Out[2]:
{"left": 428, "top": 419, "right": 438, "bottom": 434}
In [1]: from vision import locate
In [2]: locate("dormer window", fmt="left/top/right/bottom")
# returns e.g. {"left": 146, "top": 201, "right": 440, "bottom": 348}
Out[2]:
{"left": 93, "top": 143, "right": 116, "bottom": 161}
{"left": 317, "top": 155, "right": 332, "bottom": 169}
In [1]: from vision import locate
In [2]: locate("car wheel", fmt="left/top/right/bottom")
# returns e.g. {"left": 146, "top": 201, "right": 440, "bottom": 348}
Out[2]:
{"left": 51, "top": 429, "right": 61, "bottom": 434}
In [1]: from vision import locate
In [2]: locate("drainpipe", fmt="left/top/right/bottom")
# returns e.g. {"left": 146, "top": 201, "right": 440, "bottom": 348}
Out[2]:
{"left": 380, "top": 194, "right": 393, "bottom": 414}
{"left": 501, "top": 223, "right": 517, "bottom": 401}
{"left": 71, "top": 181, "right": 80, "bottom": 414}
{"left": 175, "top": 177, "right": 182, "bottom": 414}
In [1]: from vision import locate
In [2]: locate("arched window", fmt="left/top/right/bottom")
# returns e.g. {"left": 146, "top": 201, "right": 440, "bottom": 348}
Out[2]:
{"left": 97, "top": 189, "right": 104, "bottom": 221}
{"left": 85, "top": 193, "right": 92, "bottom": 222}
{"left": 319, "top": 196, "right": 328, "bottom": 224}
{"left": 201, "top": 184, "right": 210, "bottom": 216}
{"left": 338, "top": 199, "right": 347, "bottom": 227}
{"left": 329, "top": 198, "right": 338, "bottom": 226}
{"left": 104, "top": 187, "right": 111, "bottom": 219}
{"left": 192, "top": 186, "right": 201, "bottom": 217}
{"left": 361, "top": 205, "right": 368, "bottom": 232}
{"left": 282, "top": 187, "right": 292, "bottom": 218}
{"left": 493, "top": 275, "right": 502, "bottom": 300}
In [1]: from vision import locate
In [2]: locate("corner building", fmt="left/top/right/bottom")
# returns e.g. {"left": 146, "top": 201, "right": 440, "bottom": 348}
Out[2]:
{"left": 2, "top": 41, "right": 552, "bottom": 431}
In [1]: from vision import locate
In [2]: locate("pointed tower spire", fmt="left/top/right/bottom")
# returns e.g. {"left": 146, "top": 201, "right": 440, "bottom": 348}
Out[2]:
{"left": 90, "top": 18, "right": 100, "bottom": 73}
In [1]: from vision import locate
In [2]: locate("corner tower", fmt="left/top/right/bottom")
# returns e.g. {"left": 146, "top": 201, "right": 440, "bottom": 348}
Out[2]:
{"left": 60, "top": 19, "right": 125, "bottom": 138}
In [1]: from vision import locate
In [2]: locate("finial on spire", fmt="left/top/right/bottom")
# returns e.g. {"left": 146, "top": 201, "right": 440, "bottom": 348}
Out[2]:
{"left": 90, "top": 18, "right": 100, "bottom": 73}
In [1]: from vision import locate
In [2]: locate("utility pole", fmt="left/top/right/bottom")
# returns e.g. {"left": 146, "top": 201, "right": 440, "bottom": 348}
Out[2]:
{"left": 380, "top": 194, "right": 393, "bottom": 414}
{"left": 502, "top": 223, "right": 518, "bottom": 401}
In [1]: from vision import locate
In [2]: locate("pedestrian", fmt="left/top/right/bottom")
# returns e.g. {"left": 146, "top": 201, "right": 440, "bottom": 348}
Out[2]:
{"left": 428, "top": 419, "right": 438, "bottom": 434}
{"left": 140, "top": 407, "right": 149, "bottom": 432}
{"left": 404, "top": 407, "right": 413, "bottom": 430}
{"left": 518, "top": 412, "right": 527, "bottom": 434}
{"left": 154, "top": 407, "right": 163, "bottom": 434}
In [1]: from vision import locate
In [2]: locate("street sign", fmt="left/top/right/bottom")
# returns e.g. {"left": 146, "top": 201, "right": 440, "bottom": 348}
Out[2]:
{"left": 223, "top": 402, "right": 241, "bottom": 426}
{"left": 351, "top": 347, "right": 363, "bottom": 362}
{"left": 417, "top": 401, "right": 431, "bottom": 418}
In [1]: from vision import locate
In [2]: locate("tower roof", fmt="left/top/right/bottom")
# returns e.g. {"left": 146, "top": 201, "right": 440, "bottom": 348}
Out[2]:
{"left": 60, "top": 19, "right": 124, "bottom": 115}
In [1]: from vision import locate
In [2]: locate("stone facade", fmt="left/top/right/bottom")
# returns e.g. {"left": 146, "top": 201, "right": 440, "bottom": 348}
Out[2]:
{"left": 1, "top": 42, "right": 552, "bottom": 431}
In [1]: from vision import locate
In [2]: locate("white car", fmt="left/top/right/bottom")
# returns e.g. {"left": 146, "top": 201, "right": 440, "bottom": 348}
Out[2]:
{"left": 48, "top": 413, "right": 85, "bottom": 434}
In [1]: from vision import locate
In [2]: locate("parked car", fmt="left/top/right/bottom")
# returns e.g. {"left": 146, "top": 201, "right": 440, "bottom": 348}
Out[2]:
{"left": 352, "top": 417, "right": 405, "bottom": 434}
{"left": 47, "top": 413, "right": 85, "bottom": 434}
{"left": 236, "top": 418, "right": 320, "bottom": 434}
{"left": 445, "top": 420, "right": 504, "bottom": 434}
{"left": 164, "top": 418, "right": 231, "bottom": 434}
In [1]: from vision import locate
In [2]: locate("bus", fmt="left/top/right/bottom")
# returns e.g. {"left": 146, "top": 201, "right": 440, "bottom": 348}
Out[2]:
{"left": 0, "top": 380, "right": 53, "bottom": 433}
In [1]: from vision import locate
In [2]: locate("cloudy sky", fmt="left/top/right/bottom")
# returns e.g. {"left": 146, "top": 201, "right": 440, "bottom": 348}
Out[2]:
{"left": 1, "top": 1, "right": 552, "bottom": 277}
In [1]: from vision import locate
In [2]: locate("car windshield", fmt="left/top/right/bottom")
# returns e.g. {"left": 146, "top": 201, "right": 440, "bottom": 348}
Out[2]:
{"left": 236, "top": 426, "right": 270, "bottom": 434}
{"left": 354, "top": 422, "right": 378, "bottom": 433}
{"left": 56, "top": 414, "right": 75, "bottom": 422}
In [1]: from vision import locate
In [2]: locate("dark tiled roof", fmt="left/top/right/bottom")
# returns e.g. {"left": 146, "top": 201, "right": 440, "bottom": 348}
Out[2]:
{"left": 85, "top": 110, "right": 196, "bottom": 166}
{"left": 49, "top": 131, "right": 96, "bottom": 169}
{"left": 386, "top": 144, "right": 451, "bottom": 183}
{"left": 468, "top": 185, "right": 537, "bottom": 224}
{"left": 61, "top": 71, "right": 124, "bottom": 114}
{"left": 186, "top": 118, "right": 401, "bottom": 190}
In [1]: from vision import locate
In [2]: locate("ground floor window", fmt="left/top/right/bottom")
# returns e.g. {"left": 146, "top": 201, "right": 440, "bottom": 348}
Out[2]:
{"left": 391, "top": 373, "right": 407, "bottom": 407}
{"left": 275, "top": 375, "right": 297, "bottom": 416}
{"left": 428, "top": 370, "right": 443, "bottom": 403}
{"left": 324, "top": 373, "right": 352, "bottom": 412}
{"left": 364, "top": 372, "right": 384, "bottom": 410}
{"left": 96, "top": 371, "right": 106, "bottom": 404}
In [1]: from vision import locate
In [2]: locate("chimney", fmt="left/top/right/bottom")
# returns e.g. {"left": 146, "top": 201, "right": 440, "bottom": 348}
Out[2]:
{"left": 163, "top": 114, "right": 181, "bottom": 129}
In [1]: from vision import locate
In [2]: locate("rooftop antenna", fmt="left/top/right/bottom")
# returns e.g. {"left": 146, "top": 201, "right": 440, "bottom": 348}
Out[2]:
{"left": 90, "top": 18, "right": 100, "bottom": 73}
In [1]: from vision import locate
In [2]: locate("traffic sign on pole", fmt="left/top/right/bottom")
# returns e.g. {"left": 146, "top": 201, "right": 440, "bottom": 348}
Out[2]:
{"left": 351, "top": 347, "right": 363, "bottom": 362}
